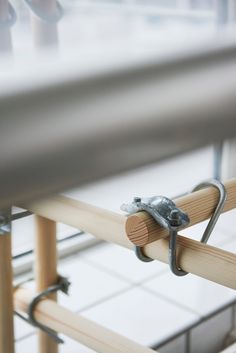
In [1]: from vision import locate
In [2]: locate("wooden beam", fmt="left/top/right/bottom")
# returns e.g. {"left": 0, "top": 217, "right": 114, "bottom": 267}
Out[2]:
{"left": 125, "top": 177, "right": 236, "bottom": 246}
{"left": 35, "top": 216, "right": 58, "bottom": 353}
{"left": 0, "top": 221, "right": 14, "bottom": 353}
{"left": 22, "top": 182, "right": 236, "bottom": 289}
{"left": 14, "top": 287, "right": 155, "bottom": 353}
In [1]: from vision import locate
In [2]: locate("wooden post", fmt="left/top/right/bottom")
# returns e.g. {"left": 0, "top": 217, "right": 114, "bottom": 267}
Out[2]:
{"left": 14, "top": 287, "right": 155, "bottom": 353}
{"left": 0, "top": 210, "right": 14, "bottom": 353}
{"left": 35, "top": 215, "right": 58, "bottom": 353}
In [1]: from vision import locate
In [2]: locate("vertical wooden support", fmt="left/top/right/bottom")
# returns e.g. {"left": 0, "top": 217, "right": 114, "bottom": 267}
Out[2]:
{"left": 35, "top": 215, "right": 58, "bottom": 353}
{"left": 0, "top": 213, "right": 14, "bottom": 353}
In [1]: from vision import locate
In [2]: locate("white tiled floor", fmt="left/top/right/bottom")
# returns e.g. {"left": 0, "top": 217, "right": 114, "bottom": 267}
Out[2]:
{"left": 144, "top": 272, "right": 236, "bottom": 317}
{"left": 183, "top": 216, "right": 236, "bottom": 247}
{"left": 14, "top": 316, "right": 35, "bottom": 340}
{"left": 189, "top": 309, "right": 233, "bottom": 353}
{"left": 82, "top": 287, "right": 199, "bottom": 347}
{"left": 57, "top": 256, "right": 130, "bottom": 311}
{"left": 14, "top": 147, "right": 236, "bottom": 352}
{"left": 80, "top": 242, "right": 168, "bottom": 284}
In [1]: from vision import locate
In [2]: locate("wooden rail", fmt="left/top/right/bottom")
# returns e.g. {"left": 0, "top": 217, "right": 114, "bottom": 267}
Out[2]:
{"left": 22, "top": 178, "right": 236, "bottom": 289}
{"left": 14, "top": 287, "right": 155, "bottom": 353}
{"left": 126, "top": 178, "right": 236, "bottom": 246}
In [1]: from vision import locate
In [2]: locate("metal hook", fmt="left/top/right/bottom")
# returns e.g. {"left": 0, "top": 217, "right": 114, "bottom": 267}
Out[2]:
{"left": 134, "top": 245, "right": 153, "bottom": 262}
{"left": 168, "top": 210, "right": 188, "bottom": 276}
{"left": 15, "top": 276, "right": 70, "bottom": 344}
{"left": 192, "top": 179, "right": 227, "bottom": 244}
{"left": 169, "top": 179, "right": 226, "bottom": 276}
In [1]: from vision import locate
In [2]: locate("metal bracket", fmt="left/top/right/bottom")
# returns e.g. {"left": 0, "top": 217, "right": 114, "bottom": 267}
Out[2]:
{"left": 121, "top": 178, "right": 226, "bottom": 277}
{"left": 15, "top": 276, "right": 70, "bottom": 344}
{"left": 0, "top": 208, "right": 11, "bottom": 235}
{"left": 121, "top": 196, "right": 190, "bottom": 276}
{"left": 0, "top": 209, "right": 32, "bottom": 236}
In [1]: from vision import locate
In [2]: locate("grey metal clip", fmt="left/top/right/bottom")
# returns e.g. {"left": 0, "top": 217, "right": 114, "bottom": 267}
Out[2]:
{"left": 0, "top": 208, "right": 11, "bottom": 235}
{"left": 15, "top": 276, "right": 70, "bottom": 344}
{"left": 121, "top": 196, "right": 190, "bottom": 276}
{"left": 0, "top": 209, "right": 32, "bottom": 236}
{"left": 122, "top": 178, "right": 226, "bottom": 277}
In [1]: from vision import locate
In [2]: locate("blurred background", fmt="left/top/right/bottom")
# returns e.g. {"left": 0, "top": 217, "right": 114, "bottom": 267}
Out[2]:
{"left": 2, "top": 1, "right": 236, "bottom": 353}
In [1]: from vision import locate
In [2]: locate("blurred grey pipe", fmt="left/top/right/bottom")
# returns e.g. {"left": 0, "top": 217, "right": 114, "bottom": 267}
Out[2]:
{"left": 0, "top": 0, "right": 13, "bottom": 53}
{"left": 29, "top": 0, "right": 61, "bottom": 47}
{"left": 1, "top": 38, "right": 236, "bottom": 207}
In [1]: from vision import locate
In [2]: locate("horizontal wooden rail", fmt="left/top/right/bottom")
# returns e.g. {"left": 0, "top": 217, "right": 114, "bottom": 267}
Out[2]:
{"left": 126, "top": 178, "right": 236, "bottom": 246}
{"left": 22, "top": 181, "right": 236, "bottom": 289}
{"left": 23, "top": 178, "right": 236, "bottom": 249}
{"left": 14, "top": 287, "right": 155, "bottom": 353}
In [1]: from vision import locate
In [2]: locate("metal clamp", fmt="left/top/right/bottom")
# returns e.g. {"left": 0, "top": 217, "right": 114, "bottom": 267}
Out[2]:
{"left": 15, "top": 276, "right": 70, "bottom": 344}
{"left": 121, "top": 196, "right": 190, "bottom": 276}
{"left": 0, "top": 2, "right": 17, "bottom": 30}
{"left": 121, "top": 179, "right": 226, "bottom": 277}
{"left": 23, "top": 0, "right": 63, "bottom": 23}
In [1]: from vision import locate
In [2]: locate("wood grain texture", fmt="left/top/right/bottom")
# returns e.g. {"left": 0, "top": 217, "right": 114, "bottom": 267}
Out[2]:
{"left": 0, "top": 233, "right": 14, "bottom": 353}
{"left": 14, "top": 287, "right": 155, "bottom": 353}
{"left": 23, "top": 191, "right": 236, "bottom": 289}
{"left": 145, "top": 235, "right": 236, "bottom": 289}
{"left": 35, "top": 216, "right": 58, "bottom": 353}
{"left": 126, "top": 178, "right": 236, "bottom": 246}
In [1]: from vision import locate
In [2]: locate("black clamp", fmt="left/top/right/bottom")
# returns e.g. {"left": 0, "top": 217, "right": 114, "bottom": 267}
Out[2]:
{"left": 0, "top": 2, "right": 17, "bottom": 30}
{"left": 23, "top": 0, "right": 63, "bottom": 23}
{"left": 15, "top": 276, "right": 70, "bottom": 344}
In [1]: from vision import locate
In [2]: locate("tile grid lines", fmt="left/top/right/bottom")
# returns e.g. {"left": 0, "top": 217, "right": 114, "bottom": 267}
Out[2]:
{"left": 141, "top": 286, "right": 201, "bottom": 317}
{"left": 213, "top": 226, "right": 236, "bottom": 245}
{"left": 15, "top": 234, "right": 236, "bottom": 344}
{"left": 16, "top": 284, "right": 236, "bottom": 346}
{"left": 81, "top": 254, "right": 169, "bottom": 285}
{"left": 152, "top": 300, "right": 236, "bottom": 351}
{"left": 15, "top": 331, "right": 35, "bottom": 344}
